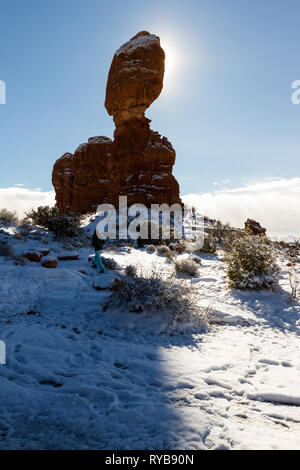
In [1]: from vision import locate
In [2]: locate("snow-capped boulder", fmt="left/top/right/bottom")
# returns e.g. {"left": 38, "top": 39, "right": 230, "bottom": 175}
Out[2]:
{"left": 58, "top": 252, "right": 80, "bottom": 261}
{"left": 41, "top": 256, "right": 58, "bottom": 269}
{"left": 24, "top": 251, "right": 43, "bottom": 262}
{"left": 92, "top": 273, "right": 121, "bottom": 291}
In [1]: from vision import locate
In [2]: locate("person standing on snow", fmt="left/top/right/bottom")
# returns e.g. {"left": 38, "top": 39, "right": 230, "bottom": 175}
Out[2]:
{"left": 92, "top": 229, "right": 105, "bottom": 273}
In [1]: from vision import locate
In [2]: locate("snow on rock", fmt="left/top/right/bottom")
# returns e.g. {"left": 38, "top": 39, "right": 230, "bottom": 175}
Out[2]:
{"left": 23, "top": 250, "right": 43, "bottom": 263}
{"left": 58, "top": 252, "right": 80, "bottom": 261}
{"left": 92, "top": 273, "right": 121, "bottom": 291}
{"left": 41, "top": 256, "right": 58, "bottom": 269}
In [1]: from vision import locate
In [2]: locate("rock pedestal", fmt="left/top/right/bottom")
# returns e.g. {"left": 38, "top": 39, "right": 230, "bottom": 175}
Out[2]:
{"left": 52, "top": 31, "right": 181, "bottom": 214}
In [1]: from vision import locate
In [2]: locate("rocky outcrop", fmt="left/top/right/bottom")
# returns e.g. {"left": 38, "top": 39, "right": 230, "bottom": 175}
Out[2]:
{"left": 52, "top": 31, "right": 181, "bottom": 214}
{"left": 245, "top": 219, "right": 266, "bottom": 236}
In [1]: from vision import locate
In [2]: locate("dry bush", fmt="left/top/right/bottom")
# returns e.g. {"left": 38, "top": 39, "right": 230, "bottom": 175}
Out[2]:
{"left": 124, "top": 265, "right": 137, "bottom": 278}
{"left": 157, "top": 245, "right": 174, "bottom": 259}
{"left": 175, "top": 258, "right": 200, "bottom": 276}
{"left": 104, "top": 268, "right": 208, "bottom": 326}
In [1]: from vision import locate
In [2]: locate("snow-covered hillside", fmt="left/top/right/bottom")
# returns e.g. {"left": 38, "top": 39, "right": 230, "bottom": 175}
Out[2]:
{"left": 0, "top": 223, "right": 299, "bottom": 449}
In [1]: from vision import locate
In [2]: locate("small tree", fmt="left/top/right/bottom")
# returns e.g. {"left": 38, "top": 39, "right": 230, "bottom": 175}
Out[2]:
{"left": 224, "top": 231, "right": 279, "bottom": 290}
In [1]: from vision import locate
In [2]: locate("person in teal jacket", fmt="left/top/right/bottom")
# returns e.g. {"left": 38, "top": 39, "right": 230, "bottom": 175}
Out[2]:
{"left": 92, "top": 230, "right": 105, "bottom": 273}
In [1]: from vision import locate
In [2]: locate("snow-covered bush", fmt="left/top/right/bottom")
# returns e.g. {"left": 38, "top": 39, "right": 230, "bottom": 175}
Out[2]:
{"left": 175, "top": 258, "right": 200, "bottom": 276}
{"left": 224, "top": 231, "right": 279, "bottom": 290}
{"left": 146, "top": 244, "right": 156, "bottom": 253}
{"left": 26, "top": 206, "right": 81, "bottom": 238}
{"left": 157, "top": 245, "right": 172, "bottom": 256}
{"left": 0, "top": 209, "right": 19, "bottom": 226}
{"left": 104, "top": 269, "right": 207, "bottom": 325}
{"left": 124, "top": 265, "right": 137, "bottom": 278}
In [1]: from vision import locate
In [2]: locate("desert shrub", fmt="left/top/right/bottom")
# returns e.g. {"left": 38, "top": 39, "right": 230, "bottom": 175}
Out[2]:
{"left": 18, "top": 217, "right": 33, "bottom": 232}
{"left": 157, "top": 245, "right": 172, "bottom": 256}
{"left": 102, "top": 257, "right": 117, "bottom": 270}
{"left": 26, "top": 206, "right": 59, "bottom": 227}
{"left": 224, "top": 231, "right": 279, "bottom": 290}
{"left": 0, "top": 242, "right": 14, "bottom": 258}
{"left": 0, "top": 209, "right": 19, "bottom": 226}
{"left": 124, "top": 265, "right": 137, "bottom": 278}
{"left": 175, "top": 258, "right": 200, "bottom": 276}
{"left": 104, "top": 269, "right": 207, "bottom": 325}
{"left": 26, "top": 206, "right": 80, "bottom": 237}
{"left": 146, "top": 244, "right": 156, "bottom": 253}
{"left": 47, "top": 214, "right": 81, "bottom": 237}
{"left": 198, "top": 233, "right": 217, "bottom": 254}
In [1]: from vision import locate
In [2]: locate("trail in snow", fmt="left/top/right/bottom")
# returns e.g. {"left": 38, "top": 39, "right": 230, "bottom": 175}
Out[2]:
{"left": 0, "top": 227, "right": 299, "bottom": 449}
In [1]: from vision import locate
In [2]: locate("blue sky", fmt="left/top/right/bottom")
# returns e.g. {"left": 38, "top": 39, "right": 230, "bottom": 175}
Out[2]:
{"left": 1, "top": 0, "right": 300, "bottom": 195}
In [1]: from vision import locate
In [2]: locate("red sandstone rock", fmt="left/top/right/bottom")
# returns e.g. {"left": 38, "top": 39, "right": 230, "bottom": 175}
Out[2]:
{"left": 105, "top": 31, "right": 165, "bottom": 126}
{"left": 41, "top": 256, "right": 58, "bottom": 269}
{"left": 58, "top": 252, "right": 80, "bottom": 261}
{"left": 24, "top": 251, "right": 43, "bottom": 262}
{"left": 52, "top": 32, "right": 181, "bottom": 215}
{"left": 245, "top": 219, "right": 266, "bottom": 236}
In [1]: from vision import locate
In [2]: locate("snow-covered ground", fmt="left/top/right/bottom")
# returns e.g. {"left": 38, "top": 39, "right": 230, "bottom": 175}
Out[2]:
{"left": 0, "top": 225, "right": 299, "bottom": 449}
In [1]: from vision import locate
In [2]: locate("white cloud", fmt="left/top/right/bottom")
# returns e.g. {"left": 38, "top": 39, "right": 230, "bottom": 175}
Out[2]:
{"left": 0, "top": 187, "right": 55, "bottom": 216}
{"left": 183, "top": 177, "right": 300, "bottom": 240}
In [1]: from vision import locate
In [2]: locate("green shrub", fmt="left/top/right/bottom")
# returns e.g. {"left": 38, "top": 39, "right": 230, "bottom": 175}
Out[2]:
{"left": 26, "top": 206, "right": 59, "bottom": 227}
{"left": 48, "top": 214, "right": 81, "bottom": 237}
{"left": 0, "top": 209, "right": 19, "bottom": 225}
{"left": 26, "top": 206, "right": 81, "bottom": 237}
{"left": 224, "top": 231, "right": 279, "bottom": 290}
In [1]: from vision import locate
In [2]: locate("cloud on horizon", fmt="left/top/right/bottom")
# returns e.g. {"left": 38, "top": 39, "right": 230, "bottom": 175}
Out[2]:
{"left": 0, "top": 187, "right": 55, "bottom": 216}
{"left": 0, "top": 178, "right": 299, "bottom": 240}
{"left": 183, "top": 177, "right": 300, "bottom": 240}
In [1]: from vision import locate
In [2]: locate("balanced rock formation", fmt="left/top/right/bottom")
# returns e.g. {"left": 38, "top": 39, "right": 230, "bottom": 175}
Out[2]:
{"left": 52, "top": 31, "right": 181, "bottom": 214}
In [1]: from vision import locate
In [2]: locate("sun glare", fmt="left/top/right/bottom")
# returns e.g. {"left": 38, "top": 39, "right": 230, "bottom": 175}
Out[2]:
{"left": 159, "top": 37, "right": 180, "bottom": 95}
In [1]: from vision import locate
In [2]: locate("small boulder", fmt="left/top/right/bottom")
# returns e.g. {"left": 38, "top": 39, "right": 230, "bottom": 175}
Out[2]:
{"left": 24, "top": 251, "right": 43, "bottom": 262}
{"left": 36, "top": 248, "right": 50, "bottom": 257}
{"left": 245, "top": 219, "right": 266, "bottom": 236}
{"left": 58, "top": 252, "right": 80, "bottom": 261}
{"left": 92, "top": 273, "right": 121, "bottom": 291}
{"left": 41, "top": 256, "right": 58, "bottom": 269}
{"left": 169, "top": 242, "right": 183, "bottom": 253}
